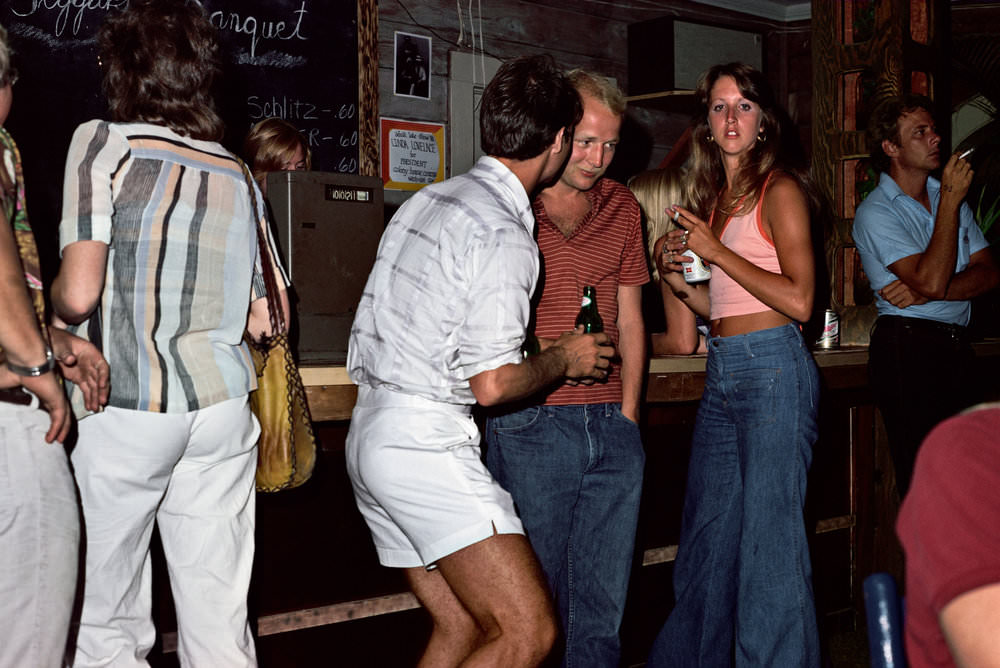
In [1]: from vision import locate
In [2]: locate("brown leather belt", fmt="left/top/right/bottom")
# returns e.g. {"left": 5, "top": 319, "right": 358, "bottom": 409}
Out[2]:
{"left": 0, "top": 387, "right": 32, "bottom": 406}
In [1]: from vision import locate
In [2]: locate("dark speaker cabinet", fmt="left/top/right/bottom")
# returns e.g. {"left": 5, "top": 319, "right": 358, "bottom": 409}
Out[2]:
{"left": 627, "top": 17, "right": 764, "bottom": 96}
{"left": 265, "top": 171, "right": 384, "bottom": 363}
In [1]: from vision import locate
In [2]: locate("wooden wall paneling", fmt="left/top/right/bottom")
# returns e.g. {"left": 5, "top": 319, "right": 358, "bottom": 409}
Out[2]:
{"left": 378, "top": 1, "right": 627, "bottom": 86}
{"left": 376, "top": 1, "right": 813, "bottom": 177}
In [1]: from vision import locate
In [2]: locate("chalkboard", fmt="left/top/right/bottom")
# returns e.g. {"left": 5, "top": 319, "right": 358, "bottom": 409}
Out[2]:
{"left": 0, "top": 0, "right": 377, "bottom": 282}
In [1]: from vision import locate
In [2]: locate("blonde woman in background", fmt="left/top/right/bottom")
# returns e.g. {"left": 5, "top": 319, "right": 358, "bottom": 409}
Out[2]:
{"left": 628, "top": 168, "right": 706, "bottom": 355}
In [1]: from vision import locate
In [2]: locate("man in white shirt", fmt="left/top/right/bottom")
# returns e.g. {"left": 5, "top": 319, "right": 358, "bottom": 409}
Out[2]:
{"left": 346, "top": 54, "right": 615, "bottom": 666}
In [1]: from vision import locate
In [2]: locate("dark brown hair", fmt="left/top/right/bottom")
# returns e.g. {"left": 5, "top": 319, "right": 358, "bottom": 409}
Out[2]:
{"left": 867, "top": 94, "right": 935, "bottom": 173}
{"left": 480, "top": 54, "right": 582, "bottom": 160}
{"left": 98, "top": 0, "right": 224, "bottom": 141}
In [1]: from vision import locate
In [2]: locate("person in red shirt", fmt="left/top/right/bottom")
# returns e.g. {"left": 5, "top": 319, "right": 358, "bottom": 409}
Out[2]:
{"left": 897, "top": 402, "right": 1000, "bottom": 667}
{"left": 484, "top": 69, "right": 649, "bottom": 667}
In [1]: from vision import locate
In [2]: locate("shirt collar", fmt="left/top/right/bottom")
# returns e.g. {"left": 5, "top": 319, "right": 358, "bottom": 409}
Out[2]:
{"left": 877, "top": 171, "right": 940, "bottom": 203}
{"left": 473, "top": 155, "right": 535, "bottom": 234}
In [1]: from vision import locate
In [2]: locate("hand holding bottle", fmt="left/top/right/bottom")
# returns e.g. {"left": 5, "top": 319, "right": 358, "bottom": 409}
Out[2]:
{"left": 551, "top": 326, "right": 615, "bottom": 382}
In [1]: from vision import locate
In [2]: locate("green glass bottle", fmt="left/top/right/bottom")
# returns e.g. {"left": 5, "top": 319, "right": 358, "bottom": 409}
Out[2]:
{"left": 521, "top": 332, "right": 541, "bottom": 359}
{"left": 575, "top": 286, "right": 603, "bottom": 333}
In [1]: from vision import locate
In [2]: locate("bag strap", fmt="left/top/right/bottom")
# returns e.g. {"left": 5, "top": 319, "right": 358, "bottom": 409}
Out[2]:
{"left": 237, "top": 159, "right": 286, "bottom": 337}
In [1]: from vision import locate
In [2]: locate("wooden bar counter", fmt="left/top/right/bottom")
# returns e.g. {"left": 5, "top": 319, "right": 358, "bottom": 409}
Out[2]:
{"left": 282, "top": 347, "right": 879, "bottom": 648}
{"left": 153, "top": 342, "right": 1000, "bottom": 665}
{"left": 299, "top": 345, "right": 879, "bottom": 421}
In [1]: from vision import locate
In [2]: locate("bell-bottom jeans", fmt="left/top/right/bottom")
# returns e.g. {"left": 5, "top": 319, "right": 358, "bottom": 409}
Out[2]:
{"left": 648, "top": 323, "right": 820, "bottom": 667}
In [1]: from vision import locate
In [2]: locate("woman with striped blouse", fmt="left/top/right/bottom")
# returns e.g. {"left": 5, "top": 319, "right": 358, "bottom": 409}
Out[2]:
{"left": 51, "top": 1, "right": 289, "bottom": 665}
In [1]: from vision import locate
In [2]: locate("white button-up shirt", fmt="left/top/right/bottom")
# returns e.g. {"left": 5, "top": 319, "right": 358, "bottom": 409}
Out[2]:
{"left": 348, "top": 157, "right": 538, "bottom": 405}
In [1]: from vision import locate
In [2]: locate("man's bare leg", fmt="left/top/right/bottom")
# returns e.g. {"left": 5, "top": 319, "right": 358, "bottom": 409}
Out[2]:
{"left": 407, "top": 566, "right": 484, "bottom": 667}
{"left": 406, "top": 533, "right": 557, "bottom": 667}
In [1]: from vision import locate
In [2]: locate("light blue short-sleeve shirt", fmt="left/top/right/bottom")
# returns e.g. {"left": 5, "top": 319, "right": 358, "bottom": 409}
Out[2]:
{"left": 853, "top": 172, "right": 989, "bottom": 326}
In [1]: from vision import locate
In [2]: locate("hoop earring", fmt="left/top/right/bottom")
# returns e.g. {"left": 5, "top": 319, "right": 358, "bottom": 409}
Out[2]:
{"left": 757, "top": 131, "right": 767, "bottom": 143}
{"left": 707, "top": 134, "right": 715, "bottom": 143}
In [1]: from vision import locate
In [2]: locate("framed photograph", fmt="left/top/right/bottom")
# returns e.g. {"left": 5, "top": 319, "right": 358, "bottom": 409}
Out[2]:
{"left": 394, "top": 31, "right": 431, "bottom": 99}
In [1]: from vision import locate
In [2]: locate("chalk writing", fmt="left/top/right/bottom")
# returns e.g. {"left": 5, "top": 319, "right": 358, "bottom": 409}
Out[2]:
{"left": 248, "top": 95, "right": 320, "bottom": 121}
{"left": 210, "top": 1, "right": 308, "bottom": 61}
{"left": 10, "top": 0, "right": 127, "bottom": 38}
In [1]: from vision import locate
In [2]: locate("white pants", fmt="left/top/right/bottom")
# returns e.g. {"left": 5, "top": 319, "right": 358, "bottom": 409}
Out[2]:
{"left": 70, "top": 396, "right": 259, "bottom": 668}
{"left": 0, "top": 399, "right": 79, "bottom": 668}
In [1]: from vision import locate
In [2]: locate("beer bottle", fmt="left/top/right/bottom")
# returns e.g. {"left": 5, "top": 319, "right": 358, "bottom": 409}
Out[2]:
{"left": 575, "top": 286, "right": 603, "bottom": 333}
{"left": 521, "top": 332, "right": 541, "bottom": 359}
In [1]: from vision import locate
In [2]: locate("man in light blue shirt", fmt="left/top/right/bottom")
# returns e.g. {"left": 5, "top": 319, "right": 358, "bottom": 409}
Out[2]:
{"left": 853, "top": 94, "right": 999, "bottom": 494}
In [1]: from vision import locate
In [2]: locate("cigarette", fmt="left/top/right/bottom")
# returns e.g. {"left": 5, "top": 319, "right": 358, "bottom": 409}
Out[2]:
{"left": 959, "top": 147, "right": 975, "bottom": 160}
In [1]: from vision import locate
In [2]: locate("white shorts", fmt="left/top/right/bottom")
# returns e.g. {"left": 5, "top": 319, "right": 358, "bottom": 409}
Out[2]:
{"left": 345, "top": 385, "right": 523, "bottom": 568}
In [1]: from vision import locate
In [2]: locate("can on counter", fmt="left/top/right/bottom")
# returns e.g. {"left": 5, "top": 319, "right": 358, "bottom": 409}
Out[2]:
{"left": 816, "top": 308, "right": 840, "bottom": 349}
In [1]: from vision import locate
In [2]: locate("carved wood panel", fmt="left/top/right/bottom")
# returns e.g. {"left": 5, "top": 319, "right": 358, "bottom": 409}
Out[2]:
{"left": 359, "top": 0, "right": 379, "bottom": 177}
{"left": 812, "top": 0, "right": 948, "bottom": 345}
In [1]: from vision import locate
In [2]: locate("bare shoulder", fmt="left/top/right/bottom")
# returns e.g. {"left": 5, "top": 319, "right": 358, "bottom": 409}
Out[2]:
{"left": 763, "top": 172, "right": 809, "bottom": 234}
{"left": 764, "top": 172, "right": 808, "bottom": 208}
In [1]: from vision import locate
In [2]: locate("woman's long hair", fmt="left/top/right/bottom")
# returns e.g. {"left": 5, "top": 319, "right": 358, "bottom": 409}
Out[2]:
{"left": 98, "top": 0, "right": 224, "bottom": 141}
{"left": 687, "top": 62, "right": 813, "bottom": 220}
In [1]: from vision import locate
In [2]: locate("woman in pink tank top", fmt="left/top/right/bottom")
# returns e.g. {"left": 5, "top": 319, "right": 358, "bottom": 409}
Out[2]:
{"left": 648, "top": 63, "right": 822, "bottom": 667}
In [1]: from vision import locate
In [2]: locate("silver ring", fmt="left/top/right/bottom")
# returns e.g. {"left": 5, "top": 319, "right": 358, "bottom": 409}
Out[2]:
{"left": 672, "top": 210, "right": 681, "bottom": 223}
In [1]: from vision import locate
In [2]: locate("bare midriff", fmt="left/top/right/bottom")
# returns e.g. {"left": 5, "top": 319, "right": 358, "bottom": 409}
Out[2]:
{"left": 710, "top": 310, "right": 792, "bottom": 338}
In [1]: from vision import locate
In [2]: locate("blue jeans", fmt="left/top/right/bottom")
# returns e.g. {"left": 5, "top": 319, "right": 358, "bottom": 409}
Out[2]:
{"left": 648, "top": 323, "right": 820, "bottom": 667}
{"left": 485, "top": 403, "right": 645, "bottom": 668}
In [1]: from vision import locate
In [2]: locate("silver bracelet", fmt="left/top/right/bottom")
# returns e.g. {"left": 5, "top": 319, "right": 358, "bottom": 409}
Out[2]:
{"left": 6, "top": 346, "right": 55, "bottom": 377}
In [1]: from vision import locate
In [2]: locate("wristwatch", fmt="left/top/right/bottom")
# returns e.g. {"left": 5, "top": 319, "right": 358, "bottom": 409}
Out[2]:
{"left": 6, "top": 346, "right": 55, "bottom": 377}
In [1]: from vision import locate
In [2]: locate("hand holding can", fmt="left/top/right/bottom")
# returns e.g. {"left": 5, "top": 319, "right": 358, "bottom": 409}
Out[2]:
{"left": 669, "top": 208, "right": 711, "bottom": 283}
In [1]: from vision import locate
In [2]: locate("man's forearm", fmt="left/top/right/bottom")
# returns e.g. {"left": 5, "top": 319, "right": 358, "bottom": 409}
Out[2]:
{"left": 468, "top": 347, "right": 567, "bottom": 407}
{"left": 911, "top": 202, "right": 961, "bottom": 297}
{"left": 618, "top": 323, "right": 645, "bottom": 421}
{"left": 944, "top": 261, "right": 1000, "bottom": 301}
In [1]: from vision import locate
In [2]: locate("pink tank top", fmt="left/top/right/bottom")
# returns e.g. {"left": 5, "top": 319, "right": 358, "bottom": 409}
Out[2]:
{"left": 708, "top": 180, "right": 782, "bottom": 320}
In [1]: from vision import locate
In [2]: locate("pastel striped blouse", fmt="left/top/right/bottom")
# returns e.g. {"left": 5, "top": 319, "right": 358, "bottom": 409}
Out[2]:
{"left": 60, "top": 120, "right": 288, "bottom": 413}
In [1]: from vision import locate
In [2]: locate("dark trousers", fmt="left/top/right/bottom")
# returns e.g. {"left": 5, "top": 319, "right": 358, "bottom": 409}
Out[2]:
{"left": 869, "top": 315, "right": 980, "bottom": 496}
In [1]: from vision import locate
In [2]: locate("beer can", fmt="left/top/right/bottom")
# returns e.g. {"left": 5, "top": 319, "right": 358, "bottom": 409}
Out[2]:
{"left": 816, "top": 308, "right": 840, "bottom": 349}
{"left": 681, "top": 248, "right": 712, "bottom": 283}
